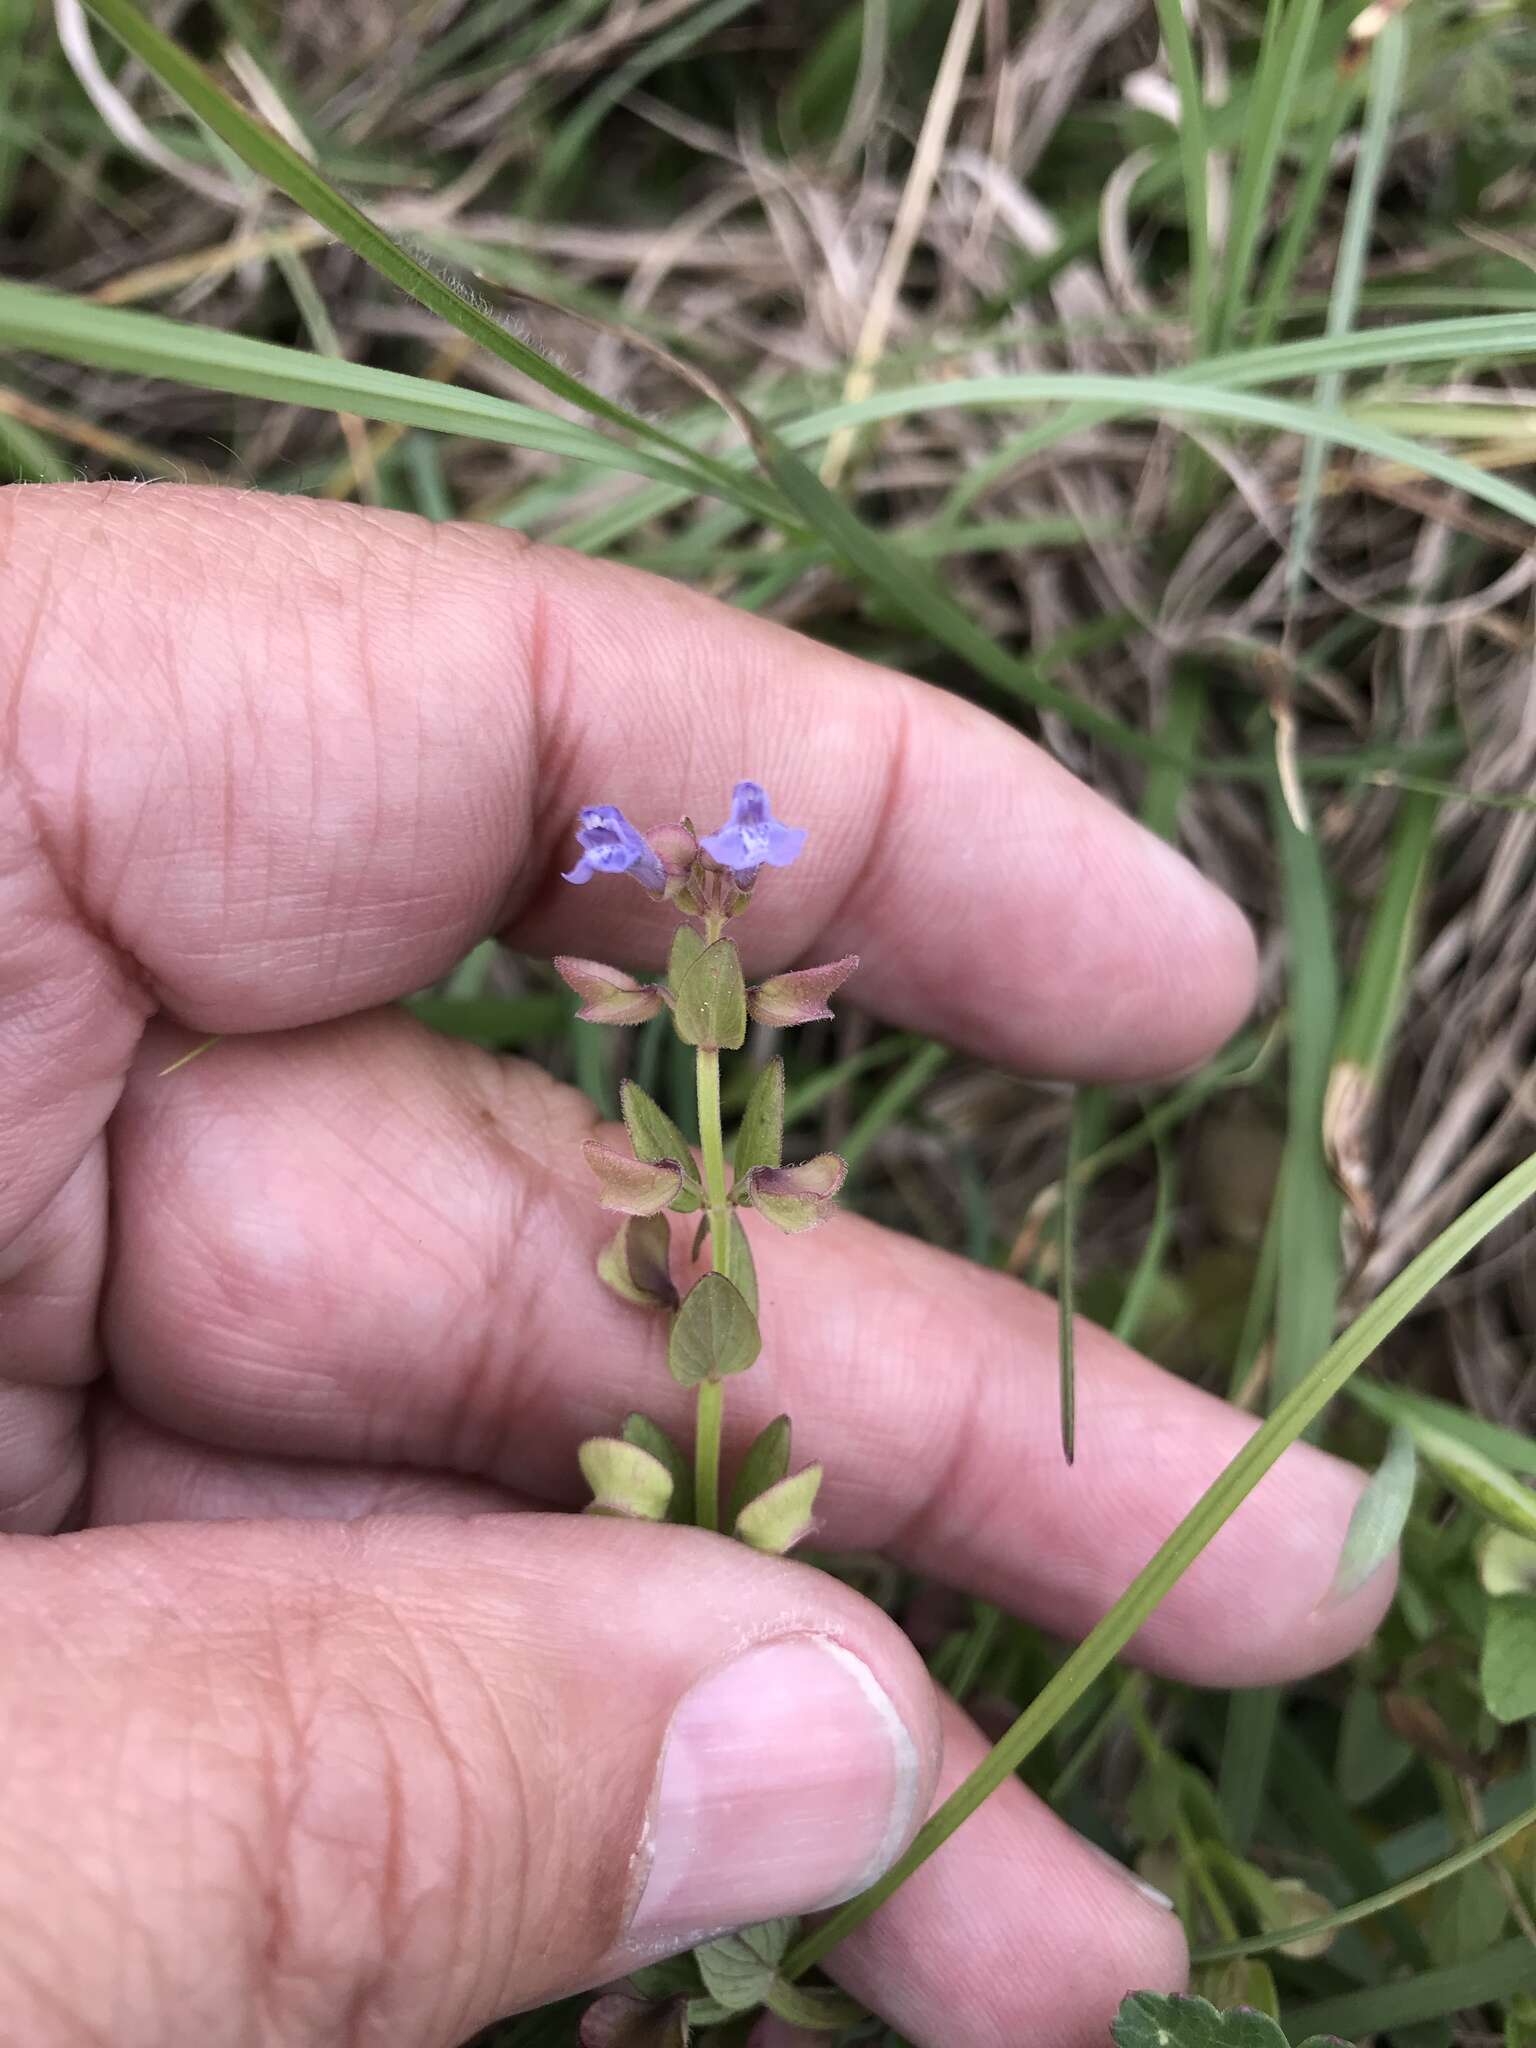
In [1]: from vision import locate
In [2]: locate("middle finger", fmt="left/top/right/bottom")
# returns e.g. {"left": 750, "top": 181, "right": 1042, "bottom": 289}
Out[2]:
{"left": 103, "top": 1008, "right": 1387, "bottom": 1684}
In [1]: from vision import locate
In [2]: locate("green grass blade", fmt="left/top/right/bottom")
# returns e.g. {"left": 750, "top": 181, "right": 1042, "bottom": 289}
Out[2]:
{"left": 1191, "top": 1797, "right": 1536, "bottom": 1965}
{"left": 1249, "top": 73, "right": 1353, "bottom": 351}
{"left": 1284, "top": 1939, "right": 1536, "bottom": 2040}
{"left": 1212, "top": 0, "right": 1327, "bottom": 351}
{"left": 78, "top": 0, "right": 764, "bottom": 504}
{"left": 1151, "top": 0, "right": 1212, "bottom": 351}
{"left": 0, "top": 282, "right": 782, "bottom": 518}
{"left": 1348, "top": 1380, "right": 1536, "bottom": 1480}
{"left": 1112, "top": 1130, "right": 1178, "bottom": 1351}
{"left": 1288, "top": 14, "right": 1408, "bottom": 606}
{"left": 1058, "top": 1091, "right": 1089, "bottom": 1464}
{"left": 785, "top": 1146, "right": 1536, "bottom": 1978}
{"left": 841, "top": 1041, "right": 951, "bottom": 1181}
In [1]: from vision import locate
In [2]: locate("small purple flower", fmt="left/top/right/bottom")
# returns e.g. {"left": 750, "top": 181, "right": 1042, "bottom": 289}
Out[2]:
{"left": 699, "top": 781, "right": 806, "bottom": 880}
{"left": 563, "top": 806, "right": 667, "bottom": 893}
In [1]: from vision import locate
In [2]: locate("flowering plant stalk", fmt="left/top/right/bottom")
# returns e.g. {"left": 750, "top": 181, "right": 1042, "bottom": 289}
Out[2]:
{"left": 556, "top": 782, "right": 856, "bottom": 1555}
{"left": 558, "top": 783, "right": 871, "bottom": 2042}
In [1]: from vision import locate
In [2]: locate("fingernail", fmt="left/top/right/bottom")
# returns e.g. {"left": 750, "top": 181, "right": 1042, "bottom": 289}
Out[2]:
{"left": 1085, "top": 1838, "right": 1176, "bottom": 1911}
{"left": 630, "top": 1636, "right": 919, "bottom": 1942}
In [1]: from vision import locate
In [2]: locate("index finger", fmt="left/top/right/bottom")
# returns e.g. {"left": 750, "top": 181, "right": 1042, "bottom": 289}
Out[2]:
{"left": 5, "top": 481, "right": 1252, "bottom": 1086}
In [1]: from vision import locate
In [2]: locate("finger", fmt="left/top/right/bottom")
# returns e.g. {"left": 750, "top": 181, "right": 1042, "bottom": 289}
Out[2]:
{"left": 105, "top": 1010, "right": 1392, "bottom": 1685}
{"left": 0, "top": 1514, "right": 939, "bottom": 2047}
{"left": 2, "top": 483, "right": 1250, "bottom": 1214}
{"left": 812, "top": 1695, "right": 1187, "bottom": 2048}
{"left": 87, "top": 1397, "right": 532, "bottom": 1524}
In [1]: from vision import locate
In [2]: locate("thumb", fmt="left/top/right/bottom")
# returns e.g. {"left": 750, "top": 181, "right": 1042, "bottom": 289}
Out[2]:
{"left": 0, "top": 1513, "right": 938, "bottom": 2047}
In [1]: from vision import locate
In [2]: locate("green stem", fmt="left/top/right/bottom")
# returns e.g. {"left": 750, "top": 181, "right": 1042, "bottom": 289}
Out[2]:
{"left": 694, "top": 1379, "right": 723, "bottom": 1536}
{"left": 782, "top": 1145, "right": 1536, "bottom": 1980}
{"left": 1190, "top": 1797, "right": 1536, "bottom": 1965}
{"left": 694, "top": 1044, "right": 730, "bottom": 1533}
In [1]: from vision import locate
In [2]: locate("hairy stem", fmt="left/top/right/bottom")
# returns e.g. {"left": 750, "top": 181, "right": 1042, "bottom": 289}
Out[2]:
{"left": 694, "top": 1043, "right": 730, "bottom": 1531}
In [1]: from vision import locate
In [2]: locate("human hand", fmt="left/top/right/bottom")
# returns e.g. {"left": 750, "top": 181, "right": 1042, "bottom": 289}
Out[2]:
{"left": 0, "top": 484, "right": 1392, "bottom": 2048}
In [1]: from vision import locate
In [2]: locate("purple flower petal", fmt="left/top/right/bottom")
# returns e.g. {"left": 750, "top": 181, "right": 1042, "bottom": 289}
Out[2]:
{"left": 562, "top": 805, "right": 667, "bottom": 893}
{"left": 699, "top": 781, "right": 806, "bottom": 877}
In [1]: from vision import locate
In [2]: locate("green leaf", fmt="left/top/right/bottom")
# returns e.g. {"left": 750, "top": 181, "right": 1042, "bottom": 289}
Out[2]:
{"left": 1330, "top": 1425, "right": 1416, "bottom": 1600}
{"left": 668, "top": 925, "right": 705, "bottom": 991}
{"left": 692, "top": 1918, "right": 795, "bottom": 2013}
{"left": 1335, "top": 1681, "right": 1413, "bottom": 1806}
{"left": 597, "top": 1216, "right": 678, "bottom": 1311}
{"left": 734, "top": 1465, "right": 822, "bottom": 1555}
{"left": 1111, "top": 1991, "right": 1340, "bottom": 2048}
{"left": 672, "top": 940, "right": 747, "bottom": 1052}
{"left": 577, "top": 1439, "right": 674, "bottom": 1522}
{"left": 728, "top": 1213, "right": 759, "bottom": 1315}
{"left": 667, "top": 1273, "right": 761, "bottom": 1387}
{"left": 762, "top": 1978, "right": 865, "bottom": 2029}
{"left": 1481, "top": 1594, "right": 1536, "bottom": 1725}
{"left": 725, "top": 1415, "right": 792, "bottom": 1527}
{"left": 627, "top": 1956, "right": 700, "bottom": 2000}
{"left": 733, "top": 1057, "right": 785, "bottom": 1182}
{"left": 1426, "top": 1859, "right": 1509, "bottom": 1968}
{"left": 620, "top": 1080, "right": 701, "bottom": 1213}
{"left": 621, "top": 1413, "right": 694, "bottom": 1525}
{"left": 1411, "top": 1421, "right": 1536, "bottom": 1543}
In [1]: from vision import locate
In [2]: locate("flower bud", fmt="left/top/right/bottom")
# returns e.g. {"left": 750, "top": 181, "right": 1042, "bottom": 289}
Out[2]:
{"left": 582, "top": 1139, "right": 683, "bottom": 1216}
{"left": 553, "top": 957, "right": 664, "bottom": 1026}
{"left": 647, "top": 821, "right": 699, "bottom": 879}
{"left": 747, "top": 955, "right": 858, "bottom": 1029}
{"left": 745, "top": 1153, "right": 847, "bottom": 1233}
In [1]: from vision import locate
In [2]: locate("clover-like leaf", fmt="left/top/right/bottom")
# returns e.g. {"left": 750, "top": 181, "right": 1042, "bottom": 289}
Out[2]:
{"left": 1481, "top": 1593, "right": 1536, "bottom": 1724}
{"left": 667, "top": 923, "right": 705, "bottom": 990}
{"left": 733, "top": 1056, "right": 784, "bottom": 1183}
{"left": 622, "top": 1411, "right": 694, "bottom": 1524}
{"left": 692, "top": 1918, "right": 795, "bottom": 2014}
{"left": 729, "top": 1213, "right": 759, "bottom": 1314}
{"left": 620, "top": 1081, "right": 700, "bottom": 1213}
{"left": 735, "top": 1464, "right": 822, "bottom": 1554}
{"left": 553, "top": 956, "right": 665, "bottom": 1026}
{"left": 1112, "top": 1991, "right": 1344, "bottom": 2048}
{"left": 597, "top": 1215, "right": 678, "bottom": 1311}
{"left": 746, "top": 955, "right": 857, "bottom": 1029}
{"left": 725, "top": 1413, "right": 791, "bottom": 1528}
{"left": 583, "top": 1140, "right": 683, "bottom": 1217}
{"left": 673, "top": 938, "right": 747, "bottom": 1051}
{"left": 667, "top": 1272, "right": 761, "bottom": 1386}
{"left": 578, "top": 1438, "right": 674, "bottom": 1522}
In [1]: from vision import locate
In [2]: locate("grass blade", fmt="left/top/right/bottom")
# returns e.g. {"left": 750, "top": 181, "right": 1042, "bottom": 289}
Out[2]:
{"left": 1287, "top": 13, "right": 1409, "bottom": 608}
{"left": 78, "top": 0, "right": 766, "bottom": 505}
{"left": 1285, "top": 1939, "right": 1536, "bottom": 2039}
{"left": 785, "top": 1146, "right": 1536, "bottom": 1978}
{"left": 1191, "top": 1797, "right": 1536, "bottom": 1964}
